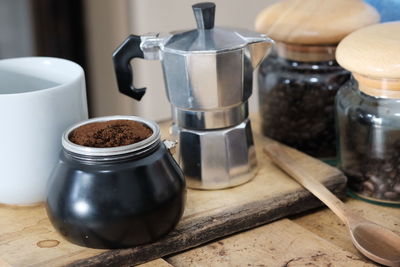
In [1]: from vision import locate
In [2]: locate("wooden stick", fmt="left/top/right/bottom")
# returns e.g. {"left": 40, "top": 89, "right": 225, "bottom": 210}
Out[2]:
{"left": 264, "top": 142, "right": 354, "bottom": 225}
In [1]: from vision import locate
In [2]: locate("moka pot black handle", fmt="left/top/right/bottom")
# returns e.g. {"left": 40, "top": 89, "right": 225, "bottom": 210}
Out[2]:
{"left": 112, "top": 35, "right": 146, "bottom": 101}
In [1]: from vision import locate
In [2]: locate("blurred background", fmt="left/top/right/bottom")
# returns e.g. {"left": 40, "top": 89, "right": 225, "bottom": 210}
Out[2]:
{"left": 0, "top": 0, "right": 398, "bottom": 121}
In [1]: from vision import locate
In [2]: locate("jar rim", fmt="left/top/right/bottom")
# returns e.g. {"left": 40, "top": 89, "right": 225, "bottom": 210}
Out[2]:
{"left": 352, "top": 73, "right": 400, "bottom": 99}
{"left": 275, "top": 41, "right": 337, "bottom": 62}
{"left": 62, "top": 115, "right": 161, "bottom": 157}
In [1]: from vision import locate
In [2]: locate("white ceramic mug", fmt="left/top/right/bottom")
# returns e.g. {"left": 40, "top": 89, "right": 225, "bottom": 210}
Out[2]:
{"left": 0, "top": 57, "right": 88, "bottom": 205}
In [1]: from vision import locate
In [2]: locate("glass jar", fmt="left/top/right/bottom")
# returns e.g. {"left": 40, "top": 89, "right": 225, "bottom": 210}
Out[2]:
{"left": 258, "top": 42, "right": 350, "bottom": 162}
{"left": 46, "top": 116, "right": 186, "bottom": 248}
{"left": 336, "top": 77, "right": 400, "bottom": 206}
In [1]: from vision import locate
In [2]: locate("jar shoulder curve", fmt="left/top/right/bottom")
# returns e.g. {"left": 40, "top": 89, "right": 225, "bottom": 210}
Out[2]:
{"left": 58, "top": 143, "right": 180, "bottom": 176}
{"left": 47, "top": 144, "right": 185, "bottom": 213}
{"left": 336, "top": 80, "right": 357, "bottom": 109}
{"left": 337, "top": 80, "right": 400, "bottom": 127}
{"left": 258, "top": 55, "right": 350, "bottom": 93}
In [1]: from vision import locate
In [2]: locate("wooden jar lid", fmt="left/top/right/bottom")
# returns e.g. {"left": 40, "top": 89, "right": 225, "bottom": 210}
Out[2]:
{"left": 275, "top": 42, "right": 337, "bottom": 62}
{"left": 336, "top": 22, "right": 400, "bottom": 79}
{"left": 255, "top": 0, "right": 380, "bottom": 45}
{"left": 337, "top": 22, "right": 400, "bottom": 98}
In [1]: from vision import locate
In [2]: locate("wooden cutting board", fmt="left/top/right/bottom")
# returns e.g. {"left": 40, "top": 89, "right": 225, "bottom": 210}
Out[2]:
{"left": 0, "top": 119, "right": 347, "bottom": 267}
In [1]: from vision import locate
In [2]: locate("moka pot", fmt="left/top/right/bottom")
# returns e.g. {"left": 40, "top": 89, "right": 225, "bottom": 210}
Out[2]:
{"left": 113, "top": 2, "right": 273, "bottom": 189}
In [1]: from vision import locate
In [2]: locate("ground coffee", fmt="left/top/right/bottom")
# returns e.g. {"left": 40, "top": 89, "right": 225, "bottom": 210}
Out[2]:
{"left": 69, "top": 120, "right": 153, "bottom": 148}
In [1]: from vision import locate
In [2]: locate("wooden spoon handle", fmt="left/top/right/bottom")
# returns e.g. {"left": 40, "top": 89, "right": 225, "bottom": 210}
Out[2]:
{"left": 264, "top": 142, "right": 351, "bottom": 225}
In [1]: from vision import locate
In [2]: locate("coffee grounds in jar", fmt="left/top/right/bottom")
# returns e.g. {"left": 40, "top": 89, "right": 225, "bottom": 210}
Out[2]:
{"left": 69, "top": 120, "right": 153, "bottom": 148}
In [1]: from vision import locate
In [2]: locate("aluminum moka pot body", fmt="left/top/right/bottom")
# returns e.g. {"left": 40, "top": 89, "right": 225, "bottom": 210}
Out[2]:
{"left": 113, "top": 3, "right": 272, "bottom": 129}
{"left": 113, "top": 2, "right": 273, "bottom": 189}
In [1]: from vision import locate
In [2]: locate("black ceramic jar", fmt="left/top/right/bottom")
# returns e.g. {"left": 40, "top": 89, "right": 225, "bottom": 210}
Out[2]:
{"left": 46, "top": 116, "right": 186, "bottom": 249}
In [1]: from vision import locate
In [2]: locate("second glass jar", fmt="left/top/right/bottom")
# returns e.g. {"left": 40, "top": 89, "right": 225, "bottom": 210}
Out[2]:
{"left": 258, "top": 42, "right": 350, "bottom": 162}
{"left": 336, "top": 78, "right": 400, "bottom": 205}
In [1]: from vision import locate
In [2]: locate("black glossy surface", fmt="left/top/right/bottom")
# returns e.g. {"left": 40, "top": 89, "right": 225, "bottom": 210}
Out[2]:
{"left": 112, "top": 34, "right": 146, "bottom": 101}
{"left": 192, "top": 2, "right": 215, "bottom": 30}
{"left": 46, "top": 144, "right": 186, "bottom": 249}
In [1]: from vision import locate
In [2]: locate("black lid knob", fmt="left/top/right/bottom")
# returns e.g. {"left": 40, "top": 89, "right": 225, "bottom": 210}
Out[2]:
{"left": 192, "top": 2, "right": 215, "bottom": 30}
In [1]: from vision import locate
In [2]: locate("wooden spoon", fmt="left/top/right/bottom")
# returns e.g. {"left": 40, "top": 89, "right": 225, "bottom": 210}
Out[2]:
{"left": 264, "top": 142, "right": 400, "bottom": 267}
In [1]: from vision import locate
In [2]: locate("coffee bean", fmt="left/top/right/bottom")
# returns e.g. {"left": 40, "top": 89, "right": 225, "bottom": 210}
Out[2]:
{"left": 378, "top": 183, "right": 388, "bottom": 192}
{"left": 384, "top": 191, "right": 398, "bottom": 200}
{"left": 383, "top": 163, "right": 393, "bottom": 172}
{"left": 367, "top": 175, "right": 381, "bottom": 185}
{"left": 363, "top": 181, "right": 375, "bottom": 193}
{"left": 394, "top": 183, "right": 400, "bottom": 193}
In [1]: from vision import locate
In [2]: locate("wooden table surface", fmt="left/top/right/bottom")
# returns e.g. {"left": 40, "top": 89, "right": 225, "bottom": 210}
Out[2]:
{"left": 139, "top": 198, "right": 399, "bottom": 267}
{"left": 0, "top": 117, "right": 398, "bottom": 266}
{"left": 138, "top": 119, "right": 400, "bottom": 267}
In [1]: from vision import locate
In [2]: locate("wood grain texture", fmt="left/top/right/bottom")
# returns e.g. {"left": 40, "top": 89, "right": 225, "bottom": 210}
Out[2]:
{"left": 293, "top": 198, "right": 400, "bottom": 260}
{"left": 335, "top": 22, "right": 400, "bottom": 103}
{"left": 274, "top": 42, "right": 337, "bottom": 62}
{"left": 0, "top": 118, "right": 346, "bottom": 266}
{"left": 255, "top": 0, "right": 379, "bottom": 44}
{"left": 167, "top": 219, "right": 375, "bottom": 267}
{"left": 65, "top": 131, "right": 347, "bottom": 267}
{"left": 137, "top": 259, "right": 174, "bottom": 267}
{"left": 264, "top": 142, "right": 351, "bottom": 224}
{"left": 337, "top": 22, "right": 400, "bottom": 80}
{"left": 265, "top": 142, "right": 400, "bottom": 266}
{"left": 0, "top": 204, "right": 105, "bottom": 267}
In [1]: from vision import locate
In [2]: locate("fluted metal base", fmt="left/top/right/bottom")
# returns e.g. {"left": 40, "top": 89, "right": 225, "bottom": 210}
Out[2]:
{"left": 170, "top": 118, "right": 258, "bottom": 190}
